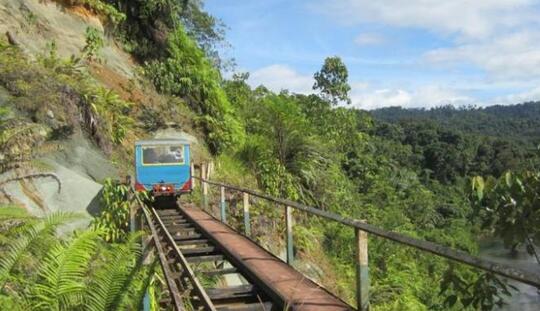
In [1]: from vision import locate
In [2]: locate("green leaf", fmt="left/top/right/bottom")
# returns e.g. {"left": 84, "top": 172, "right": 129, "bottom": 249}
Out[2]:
{"left": 505, "top": 172, "right": 513, "bottom": 185}
{"left": 472, "top": 176, "right": 485, "bottom": 201}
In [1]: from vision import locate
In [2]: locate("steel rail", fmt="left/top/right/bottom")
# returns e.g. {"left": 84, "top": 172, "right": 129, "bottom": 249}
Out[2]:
{"left": 193, "top": 176, "right": 540, "bottom": 288}
{"left": 139, "top": 202, "right": 185, "bottom": 311}
{"left": 150, "top": 206, "right": 218, "bottom": 311}
{"left": 135, "top": 193, "right": 217, "bottom": 311}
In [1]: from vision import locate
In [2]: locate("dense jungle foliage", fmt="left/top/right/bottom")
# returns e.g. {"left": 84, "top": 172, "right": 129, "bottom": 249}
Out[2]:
{"left": 1, "top": 1, "right": 539, "bottom": 310}
{"left": 372, "top": 104, "right": 540, "bottom": 147}
{"left": 0, "top": 206, "right": 155, "bottom": 310}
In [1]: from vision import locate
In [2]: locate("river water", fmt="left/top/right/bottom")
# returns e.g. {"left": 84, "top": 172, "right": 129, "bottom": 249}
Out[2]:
{"left": 479, "top": 239, "right": 540, "bottom": 310}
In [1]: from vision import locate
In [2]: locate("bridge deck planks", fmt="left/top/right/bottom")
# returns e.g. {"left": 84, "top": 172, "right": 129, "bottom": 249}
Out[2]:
{"left": 181, "top": 204, "right": 352, "bottom": 311}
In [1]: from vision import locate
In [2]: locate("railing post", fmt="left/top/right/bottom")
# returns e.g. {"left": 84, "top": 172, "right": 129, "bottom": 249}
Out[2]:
{"left": 130, "top": 204, "right": 137, "bottom": 233}
{"left": 243, "top": 192, "right": 251, "bottom": 237}
{"left": 220, "top": 186, "right": 227, "bottom": 223}
{"left": 355, "top": 226, "right": 369, "bottom": 311}
{"left": 201, "top": 163, "right": 208, "bottom": 209}
{"left": 191, "top": 163, "right": 196, "bottom": 189}
{"left": 286, "top": 205, "right": 294, "bottom": 264}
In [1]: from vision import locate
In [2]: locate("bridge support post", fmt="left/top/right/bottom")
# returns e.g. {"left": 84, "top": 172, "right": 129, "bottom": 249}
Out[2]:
{"left": 201, "top": 163, "right": 208, "bottom": 210}
{"left": 286, "top": 205, "right": 294, "bottom": 264}
{"left": 355, "top": 227, "right": 369, "bottom": 311}
{"left": 220, "top": 186, "right": 227, "bottom": 223}
{"left": 243, "top": 192, "right": 251, "bottom": 237}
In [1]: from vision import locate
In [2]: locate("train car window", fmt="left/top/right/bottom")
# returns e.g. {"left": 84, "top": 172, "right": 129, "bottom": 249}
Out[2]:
{"left": 142, "top": 145, "right": 185, "bottom": 165}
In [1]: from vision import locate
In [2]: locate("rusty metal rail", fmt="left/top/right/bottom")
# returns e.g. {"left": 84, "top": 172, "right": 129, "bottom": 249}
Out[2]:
{"left": 140, "top": 204, "right": 186, "bottom": 310}
{"left": 148, "top": 205, "right": 217, "bottom": 310}
{"left": 136, "top": 195, "right": 284, "bottom": 311}
{"left": 193, "top": 175, "right": 540, "bottom": 310}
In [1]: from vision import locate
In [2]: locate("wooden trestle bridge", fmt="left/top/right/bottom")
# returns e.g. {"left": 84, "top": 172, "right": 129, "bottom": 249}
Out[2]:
{"left": 131, "top": 165, "right": 540, "bottom": 311}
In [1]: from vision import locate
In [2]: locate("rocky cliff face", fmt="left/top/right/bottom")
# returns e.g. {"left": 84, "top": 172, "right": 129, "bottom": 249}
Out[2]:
{"left": 0, "top": 0, "right": 205, "bottom": 224}
{"left": 0, "top": 0, "right": 134, "bottom": 78}
{"left": 0, "top": 0, "right": 130, "bottom": 223}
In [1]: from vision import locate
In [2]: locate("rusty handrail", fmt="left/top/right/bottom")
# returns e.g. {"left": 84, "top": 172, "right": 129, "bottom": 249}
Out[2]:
{"left": 193, "top": 176, "right": 540, "bottom": 288}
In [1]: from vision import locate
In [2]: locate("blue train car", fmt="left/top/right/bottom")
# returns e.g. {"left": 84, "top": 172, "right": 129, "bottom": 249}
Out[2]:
{"left": 134, "top": 139, "right": 192, "bottom": 196}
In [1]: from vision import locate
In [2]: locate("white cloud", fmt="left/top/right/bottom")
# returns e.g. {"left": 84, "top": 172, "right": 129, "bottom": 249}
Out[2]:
{"left": 354, "top": 33, "right": 385, "bottom": 46}
{"left": 248, "top": 64, "right": 314, "bottom": 94}
{"left": 247, "top": 65, "right": 540, "bottom": 110}
{"left": 248, "top": 65, "right": 479, "bottom": 109}
{"left": 425, "top": 31, "right": 540, "bottom": 80}
{"left": 351, "top": 89, "right": 411, "bottom": 109}
{"left": 492, "top": 85, "right": 540, "bottom": 105}
{"left": 351, "top": 85, "right": 475, "bottom": 110}
{"left": 314, "top": 0, "right": 537, "bottom": 39}
{"left": 313, "top": 0, "right": 540, "bottom": 101}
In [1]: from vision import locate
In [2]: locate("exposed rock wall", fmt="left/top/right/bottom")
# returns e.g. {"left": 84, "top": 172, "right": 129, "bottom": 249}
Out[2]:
{"left": 0, "top": 0, "right": 135, "bottom": 78}
{"left": 1, "top": 131, "right": 115, "bottom": 225}
{"left": 0, "top": 0, "right": 124, "bottom": 223}
{"left": 0, "top": 0, "right": 203, "bottom": 225}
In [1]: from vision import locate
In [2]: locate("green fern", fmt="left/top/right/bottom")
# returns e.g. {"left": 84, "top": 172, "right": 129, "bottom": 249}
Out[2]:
{"left": 30, "top": 229, "right": 101, "bottom": 310}
{"left": 85, "top": 233, "right": 142, "bottom": 311}
{"left": 0, "top": 211, "right": 77, "bottom": 288}
{"left": 0, "top": 207, "right": 151, "bottom": 310}
{"left": 130, "top": 260, "right": 159, "bottom": 311}
{"left": 0, "top": 205, "right": 31, "bottom": 220}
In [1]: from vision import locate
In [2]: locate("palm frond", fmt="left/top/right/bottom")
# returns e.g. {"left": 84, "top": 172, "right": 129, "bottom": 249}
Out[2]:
{"left": 30, "top": 229, "right": 101, "bottom": 310}
{"left": 129, "top": 259, "right": 159, "bottom": 311}
{"left": 0, "top": 212, "right": 77, "bottom": 288}
{"left": 0, "top": 205, "right": 31, "bottom": 220}
{"left": 85, "top": 233, "right": 143, "bottom": 311}
{"left": 109, "top": 241, "right": 150, "bottom": 311}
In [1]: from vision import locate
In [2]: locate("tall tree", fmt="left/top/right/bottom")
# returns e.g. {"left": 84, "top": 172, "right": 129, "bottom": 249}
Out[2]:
{"left": 313, "top": 56, "right": 351, "bottom": 106}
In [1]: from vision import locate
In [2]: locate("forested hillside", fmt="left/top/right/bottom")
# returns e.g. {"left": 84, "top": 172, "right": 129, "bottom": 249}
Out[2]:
{"left": 372, "top": 103, "right": 540, "bottom": 146}
{"left": 370, "top": 104, "right": 540, "bottom": 184}
{"left": 0, "top": 1, "right": 538, "bottom": 311}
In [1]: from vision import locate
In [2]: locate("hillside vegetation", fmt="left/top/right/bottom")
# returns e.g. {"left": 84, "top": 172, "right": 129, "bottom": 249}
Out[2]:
{"left": 372, "top": 104, "right": 540, "bottom": 146}
{"left": 0, "top": 1, "right": 538, "bottom": 310}
{"left": 371, "top": 105, "right": 540, "bottom": 182}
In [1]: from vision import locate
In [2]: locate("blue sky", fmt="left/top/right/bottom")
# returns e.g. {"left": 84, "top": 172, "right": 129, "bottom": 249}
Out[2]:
{"left": 206, "top": 0, "right": 540, "bottom": 109}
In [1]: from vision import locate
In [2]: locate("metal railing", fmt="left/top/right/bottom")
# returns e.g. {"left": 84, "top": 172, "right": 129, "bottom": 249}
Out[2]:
{"left": 193, "top": 175, "right": 540, "bottom": 311}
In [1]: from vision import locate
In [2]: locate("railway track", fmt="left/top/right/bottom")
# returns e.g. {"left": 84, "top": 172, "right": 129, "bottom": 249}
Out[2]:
{"left": 144, "top": 203, "right": 273, "bottom": 310}
{"left": 137, "top": 174, "right": 540, "bottom": 311}
{"left": 141, "top": 199, "right": 352, "bottom": 311}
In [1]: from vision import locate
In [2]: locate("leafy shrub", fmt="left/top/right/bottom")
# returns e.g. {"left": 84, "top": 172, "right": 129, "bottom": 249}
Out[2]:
{"left": 8, "top": 38, "right": 133, "bottom": 151}
{"left": 471, "top": 171, "right": 540, "bottom": 255}
{"left": 55, "top": 0, "right": 126, "bottom": 25}
{"left": 439, "top": 266, "right": 516, "bottom": 311}
{"left": 92, "top": 179, "right": 134, "bottom": 242}
{"left": 37, "top": 41, "right": 84, "bottom": 75}
{"left": 82, "top": 27, "right": 104, "bottom": 61}
{"left": 84, "top": 87, "right": 134, "bottom": 144}
{"left": 138, "top": 105, "right": 168, "bottom": 132}
{"left": 36, "top": 40, "right": 133, "bottom": 145}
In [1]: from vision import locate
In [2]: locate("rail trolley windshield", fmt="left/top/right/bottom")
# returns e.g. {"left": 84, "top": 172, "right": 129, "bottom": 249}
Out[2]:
{"left": 142, "top": 145, "right": 185, "bottom": 165}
